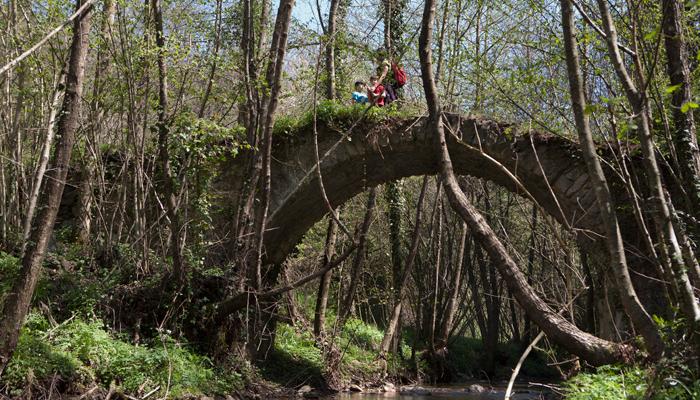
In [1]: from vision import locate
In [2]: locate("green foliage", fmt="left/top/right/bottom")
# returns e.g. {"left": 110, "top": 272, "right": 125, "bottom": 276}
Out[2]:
{"left": 264, "top": 319, "right": 408, "bottom": 386}
{"left": 272, "top": 100, "right": 415, "bottom": 137}
{"left": 680, "top": 102, "right": 699, "bottom": 113}
{"left": 2, "top": 314, "right": 81, "bottom": 392}
{"left": 645, "top": 317, "right": 700, "bottom": 399}
{"left": 170, "top": 113, "right": 248, "bottom": 267}
{"left": 0, "top": 252, "right": 20, "bottom": 303}
{"left": 445, "top": 337, "right": 557, "bottom": 379}
{"left": 4, "top": 313, "right": 241, "bottom": 398}
{"left": 262, "top": 323, "right": 324, "bottom": 387}
{"left": 341, "top": 318, "right": 384, "bottom": 352}
{"left": 564, "top": 366, "right": 647, "bottom": 400}
{"left": 274, "top": 323, "right": 323, "bottom": 369}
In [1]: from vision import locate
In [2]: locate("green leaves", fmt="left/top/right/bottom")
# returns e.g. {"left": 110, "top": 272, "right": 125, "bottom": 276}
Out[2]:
{"left": 564, "top": 365, "right": 647, "bottom": 400}
{"left": 4, "top": 313, "right": 241, "bottom": 397}
{"left": 665, "top": 84, "right": 682, "bottom": 94}
{"left": 680, "top": 102, "right": 699, "bottom": 114}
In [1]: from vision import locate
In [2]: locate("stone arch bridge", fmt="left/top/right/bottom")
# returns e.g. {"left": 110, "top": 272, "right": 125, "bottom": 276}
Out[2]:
{"left": 222, "top": 113, "right": 609, "bottom": 265}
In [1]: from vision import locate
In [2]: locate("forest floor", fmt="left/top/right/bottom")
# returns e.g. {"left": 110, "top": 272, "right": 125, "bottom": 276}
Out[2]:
{"left": 0, "top": 249, "right": 561, "bottom": 399}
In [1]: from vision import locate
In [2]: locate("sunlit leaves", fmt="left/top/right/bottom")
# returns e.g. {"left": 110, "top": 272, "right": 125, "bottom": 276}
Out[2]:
{"left": 680, "top": 102, "right": 699, "bottom": 114}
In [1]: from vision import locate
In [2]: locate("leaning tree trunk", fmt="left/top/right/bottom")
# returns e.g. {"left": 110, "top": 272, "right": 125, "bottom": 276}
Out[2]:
{"left": 21, "top": 72, "right": 65, "bottom": 254}
{"left": 418, "top": 0, "right": 631, "bottom": 366}
{"left": 560, "top": 0, "right": 664, "bottom": 359}
{"left": 0, "top": 0, "right": 92, "bottom": 374}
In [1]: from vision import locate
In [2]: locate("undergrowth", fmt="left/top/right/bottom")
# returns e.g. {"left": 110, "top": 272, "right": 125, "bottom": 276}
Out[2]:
{"left": 263, "top": 318, "right": 407, "bottom": 388}
{"left": 564, "top": 366, "right": 647, "bottom": 400}
{"left": 2, "top": 313, "right": 241, "bottom": 398}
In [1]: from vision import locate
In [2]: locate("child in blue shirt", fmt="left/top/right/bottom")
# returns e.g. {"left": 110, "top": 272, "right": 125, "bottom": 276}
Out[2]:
{"left": 352, "top": 81, "right": 369, "bottom": 104}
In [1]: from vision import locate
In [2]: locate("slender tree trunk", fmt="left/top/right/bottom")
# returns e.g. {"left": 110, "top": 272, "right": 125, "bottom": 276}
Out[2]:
{"left": 428, "top": 195, "right": 443, "bottom": 350}
{"left": 386, "top": 182, "right": 402, "bottom": 313}
{"left": 560, "top": 0, "right": 664, "bottom": 359}
{"left": 662, "top": 0, "right": 700, "bottom": 222}
{"left": 152, "top": 0, "right": 186, "bottom": 282}
{"left": 282, "top": 266, "right": 302, "bottom": 326}
{"left": 523, "top": 206, "right": 537, "bottom": 342}
{"left": 314, "top": 210, "right": 339, "bottom": 338}
{"left": 0, "top": 0, "right": 92, "bottom": 374}
{"left": 21, "top": 72, "right": 64, "bottom": 253}
{"left": 419, "top": 0, "right": 631, "bottom": 365}
{"left": 580, "top": 247, "right": 596, "bottom": 334}
{"left": 380, "top": 176, "right": 429, "bottom": 354}
{"left": 437, "top": 222, "right": 468, "bottom": 347}
{"left": 475, "top": 244, "right": 500, "bottom": 373}
{"left": 243, "top": 0, "right": 296, "bottom": 359}
{"left": 251, "top": 0, "right": 296, "bottom": 289}
{"left": 338, "top": 188, "right": 378, "bottom": 327}
{"left": 324, "top": 0, "right": 341, "bottom": 99}
{"left": 78, "top": 0, "right": 116, "bottom": 247}
{"left": 198, "top": 0, "right": 222, "bottom": 118}
{"left": 596, "top": 0, "right": 700, "bottom": 332}
{"left": 466, "top": 243, "right": 487, "bottom": 339}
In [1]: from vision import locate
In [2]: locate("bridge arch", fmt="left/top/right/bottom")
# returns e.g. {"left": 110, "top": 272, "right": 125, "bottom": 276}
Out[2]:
{"left": 221, "top": 113, "right": 602, "bottom": 264}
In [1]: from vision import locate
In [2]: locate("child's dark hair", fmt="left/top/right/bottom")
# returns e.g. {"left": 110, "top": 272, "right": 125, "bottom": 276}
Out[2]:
{"left": 355, "top": 80, "right": 365, "bottom": 87}
{"left": 369, "top": 75, "right": 378, "bottom": 81}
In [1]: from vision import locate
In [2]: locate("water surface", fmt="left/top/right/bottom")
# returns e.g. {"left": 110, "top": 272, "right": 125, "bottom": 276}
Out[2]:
{"left": 333, "top": 383, "right": 549, "bottom": 400}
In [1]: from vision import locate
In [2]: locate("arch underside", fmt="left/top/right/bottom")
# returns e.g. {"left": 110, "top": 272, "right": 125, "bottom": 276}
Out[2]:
{"left": 257, "top": 114, "right": 602, "bottom": 264}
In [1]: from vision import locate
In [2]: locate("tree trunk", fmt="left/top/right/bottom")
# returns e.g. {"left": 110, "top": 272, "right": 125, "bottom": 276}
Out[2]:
{"left": 198, "top": 0, "right": 222, "bottom": 118}
{"left": 386, "top": 182, "right": 402, "bottom": 311}
{"left": 338, "top": 187, "right": 378, "bottom": 327}
{"left": 0, "top": 0, "right": 92, "bottom": 374}
{"left": 662, "top": 0, "right": 700, "bottom": 223}
{"left": 560, "top": 0, "right": 664, "bottom": 359}
{"left": 314, "top": 211, "right": 340, "bottom": 338}
{"left": 79, "top": 0, "right": 116, "bottom": 247}
{"left": 251, "top": 0, "right": 296, "bottom": 290}
{"left": 436, "top": 222, "right": 468, "bottom": 347}
{"left": 596, "top": 0, "right": 700, "bottom": 332}
{"left": 476, "top": 244, "right": 500, "bottom": 373}
{"left": 21, "top": 71, "right": 64, "bottom": 254}
{"left": 523, "top": 206, "right": 537, "bottom": 342}
{"left": 152, "top": 0, "right": 186, "bottom": 282}
{"left": 419, "top": 0, "right": 631, "bottom": 365}
{"left": 380, "top": 176, "right": 429, "bottom": 354}
{"left": 324, "top": 0, "right": 341, "bottom": 99}
{"left": 428, "top": 194, "right": 443, "bottom": 350}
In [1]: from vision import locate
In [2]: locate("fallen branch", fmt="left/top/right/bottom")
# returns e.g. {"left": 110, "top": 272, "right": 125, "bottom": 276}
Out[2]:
{"left": 141, "top": 385, "right": 160, "bottom": 399}
{"left": 504, "top": 331, "right": 545, "bottom": 400}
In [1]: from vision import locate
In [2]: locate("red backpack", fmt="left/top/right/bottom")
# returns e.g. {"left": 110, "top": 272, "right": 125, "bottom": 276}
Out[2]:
{"left": 392, "top": 63, "right": 407, "bottom": 88}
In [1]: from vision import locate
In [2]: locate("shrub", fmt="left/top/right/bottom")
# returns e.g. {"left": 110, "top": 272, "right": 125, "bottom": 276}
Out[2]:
{"left": 564, "top": 365, "right": 647, "bottom": 400}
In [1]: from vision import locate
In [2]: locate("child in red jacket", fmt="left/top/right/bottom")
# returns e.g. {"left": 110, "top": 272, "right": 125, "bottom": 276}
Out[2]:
{"left": 367, "top": 75, "right": 385, "bottom": 107}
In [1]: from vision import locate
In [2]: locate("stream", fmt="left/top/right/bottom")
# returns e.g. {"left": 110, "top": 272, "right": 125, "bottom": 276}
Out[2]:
{"left": 330, "top": 383, "right": 554, "bottom": 400}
